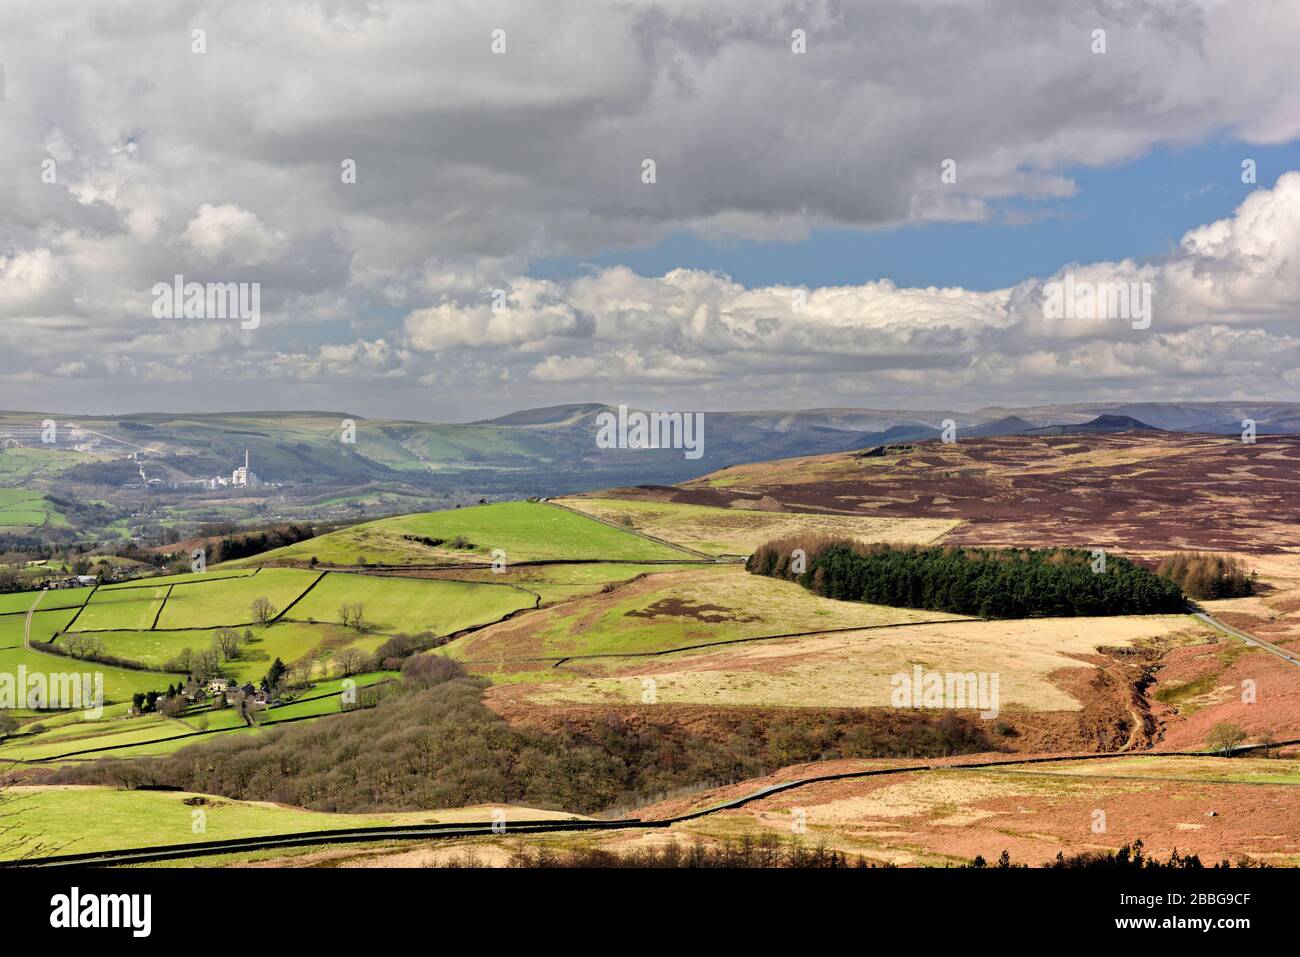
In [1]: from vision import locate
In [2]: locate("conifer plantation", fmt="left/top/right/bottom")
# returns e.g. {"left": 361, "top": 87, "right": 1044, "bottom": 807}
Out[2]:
{"left": 748, "top": 539, "right": 1186, "bottom": 618}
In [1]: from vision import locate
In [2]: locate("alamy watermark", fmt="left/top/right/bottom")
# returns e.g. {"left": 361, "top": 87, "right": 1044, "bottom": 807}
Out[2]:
{"left": 1, "top": 666, "right": 104, "bottom": 718}
{"left": 152, "top": 274, "right": 260, "bottom": 330}
{"left": 890, "top": 665, "right": 999, "bottom": 719}
{"left": 595, "top": 404, "right": 704, "bottom": 460}
{"left": 1042, "top": 274, "right": 1152, "bottom": 330}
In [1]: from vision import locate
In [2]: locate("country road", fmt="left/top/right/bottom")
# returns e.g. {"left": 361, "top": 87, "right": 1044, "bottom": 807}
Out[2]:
{"left": 22, "top": 589, "right": 45, "bottom": 651}
{"left": 1193, "top": 608, "right": 1300, "bottom": 667}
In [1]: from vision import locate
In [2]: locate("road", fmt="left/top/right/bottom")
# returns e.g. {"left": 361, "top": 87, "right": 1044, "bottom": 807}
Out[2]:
{"left": 21, "top": 589, "right": 46, "bottom": 650}
{"left": 1193, "top": 608, "right": 1300, "bottom": 667}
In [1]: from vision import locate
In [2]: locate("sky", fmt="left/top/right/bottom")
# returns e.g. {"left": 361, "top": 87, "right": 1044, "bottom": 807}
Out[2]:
{"left": 1, "top": 0, "right": 1299, "bottom": 422}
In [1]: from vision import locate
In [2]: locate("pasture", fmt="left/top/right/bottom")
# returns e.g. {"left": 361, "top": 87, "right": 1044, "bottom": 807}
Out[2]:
{"left": 73, "top": 586, "right": 169, "bottom": 631}
{"left": 285, "top": 572, "right": 536, "bottom": 635}
{"left": 0, "top": 785, "right": 588, "bottom": 861}
{"left": 444, "top": 564, "right": 964, "bottom": 665}
{"left": 0, "top": 488, "right": 69, "bottom": 529}
{"left": 154, "top": 568, "right": 321, "bottom": 629}
{"left": 486, "top": 612, "right": 1205, "bottom": 712}
{"left": 0, "top": 607, "right": 177, "bottom": 705}
{"left": 234, "top": 501, "right": 698, "bottom": 567}
{"left": 556, "top": 497, "right": 959, "bottom": 555}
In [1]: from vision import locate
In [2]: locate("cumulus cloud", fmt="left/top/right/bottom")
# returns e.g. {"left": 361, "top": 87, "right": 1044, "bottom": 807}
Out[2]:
{"left": 391, "top": 173, "right": 1300, "bottom": 407}
{"left": 182, "top": 204, "right": 286, "bottom": 264}
{"left": 0, "top": 0, "right": 1297, "bottom": 416}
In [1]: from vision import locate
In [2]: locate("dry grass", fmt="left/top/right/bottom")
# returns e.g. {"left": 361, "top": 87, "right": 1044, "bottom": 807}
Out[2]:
{"left": 556, "top": 496, "right": 957, "bottom": 554}
{"left": 447, "top": 564, "right": 963, "bottom": 665}
{"left": 498, "top": 614, "right": 1203, "bottom": 711}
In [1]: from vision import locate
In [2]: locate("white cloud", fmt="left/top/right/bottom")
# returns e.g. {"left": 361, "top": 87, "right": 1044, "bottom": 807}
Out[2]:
{"left": 0, "top": 0, "right": 1297, "bottom": 416}
{"left": 182, "top": 203, "right": 285, "bottom": 264}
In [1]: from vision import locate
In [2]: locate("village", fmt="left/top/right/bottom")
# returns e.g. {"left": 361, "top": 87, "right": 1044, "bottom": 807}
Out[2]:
{"left": 128, "top": 662, "right": 287, "bottom": 724}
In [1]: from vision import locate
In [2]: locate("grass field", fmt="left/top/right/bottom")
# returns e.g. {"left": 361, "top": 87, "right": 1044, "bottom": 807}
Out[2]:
{"left": 0, "top": 786, "right": 588, "bottom": 860}
{"left": 0, "top": 607, "right": 182, "bottom": 704}
{"left": 86, "top": 622, "right": 383, "bottom": 683}
{"left": 154, "top": 568, "right": 320, "bottom": 629}
{"left": 0, "top": 446, "right": 96, "bottom": 484}
{"left": 0, "top": 673, "right": 396, "bottom": 764}
{"left": 73, "top": 586, "right": 169, "bottom": 631}
{"left": 419, "top": 562, "right": 707, "bottom": 605}
{"left": 556, "top": 497, "right": 959, "bottom": 555}
{"left": 444, "top": 564, "right": 965, "bottom": 666}
{"left": 0, "top": 588, "right": 97, "bottom": 616}
{"left": 232, "top": 501, "right": 698, "bottom": 567}
{"left": 485, "top": 611, "right": 1203, "bottom": 711}
{"left": 285, "top": 572, "right": 536, "bottom": 634}
{"left": 101, "top": 568, "right": 260, "bottom": 588}
{"left": 0, "top": 488, "right": 69, "bottom": 529}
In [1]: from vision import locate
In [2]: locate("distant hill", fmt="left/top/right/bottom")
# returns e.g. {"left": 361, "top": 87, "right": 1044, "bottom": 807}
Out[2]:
{"left": 1024, "top": 414, "right": 1160, "bottom": 436}
{"left": 0, "top": 401, "right": 1293, "bottom": 543}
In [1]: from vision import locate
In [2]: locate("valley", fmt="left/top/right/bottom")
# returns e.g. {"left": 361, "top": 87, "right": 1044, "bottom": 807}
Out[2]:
{"left": 4, "top": 426, "right": 1298, "bottom": 869}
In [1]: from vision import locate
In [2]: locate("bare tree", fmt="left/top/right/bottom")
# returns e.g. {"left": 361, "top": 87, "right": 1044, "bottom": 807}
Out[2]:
{"left": 288, "top": 658, "right": 316, "bottom": 689}
{"left": 213, "top": 627, "right": 244, "bottom": 660}
{"left": 337, "top": 602, "right": 368, "bottom": 631}
{"left": 1206, "top": 722, "right": 1248, "bottom": 756}
{"left": 250, "top": 597, "right": 275, "bottom": 624}
{"left": 335, "top": 648, "right": 365, "bottom": 677}
{"left": 250, "top": 597, "right": 275, "bottom": 623}
{"left": 1258, "top": 728, "right": 1279, "bottom": 758}
{"left": 192, "top": 647, "right": 222, "bottom": 682}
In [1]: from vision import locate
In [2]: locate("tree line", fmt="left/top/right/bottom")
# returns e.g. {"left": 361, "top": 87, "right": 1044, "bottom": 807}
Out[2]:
{"left": 748, "top": 538, "right": 1186, "bottom": 617}
{"left": 1155, "top": 551, "right": 1255, "bottom": 600}
{"left": 211, "top": 524, "right": 316, "bottom": 562}
{"left": 50, "top": 659, "right": 997, "bottom": 814}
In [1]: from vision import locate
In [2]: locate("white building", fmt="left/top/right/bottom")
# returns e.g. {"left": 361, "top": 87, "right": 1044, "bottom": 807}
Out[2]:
{"left": 231, "top": 449, "right": 259, "bottom": 487}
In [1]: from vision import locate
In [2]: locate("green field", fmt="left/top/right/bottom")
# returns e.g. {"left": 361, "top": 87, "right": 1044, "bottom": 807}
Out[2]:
{"left": 85, "top": 622, "right": 375, "bottom": 683}
{"left": 425, "top": 562, "right": 709, "bottom": 605}
{"left": 0, "top": 783, "right": 584, "bottom": 860}
{"left": 73, "top": 586, "right": 169, "bottom": 631}
{"left": 154, "top": 568, "right": 321, "bottom": 629}
{"left": 444, "top": 564, "right": 960, "bottom": 663}
{"left": 285, "top": 572, "right": 536, "bottom": 634}
{"left": 0, "top": 673, "right": 396, "bottom": 764}
{"left": 0, "top": 446, "right": 96, "bottom": 484}
{"left": 0, "top": 488, "right": 70, "bottom": 529}
{"left": 0, "top": 607, "right": 181, "bottom": 705}
{"left": 3, "top": 564, "right": 542, "bottom": 688}
{"left": 233, "top": 501, "right": 698, "bottom": 567}
{"left": 100, "top": 568, "right": 260, "bottom": 589}
{"left": 0, "top": 587, "right": 96, "bottom": 616}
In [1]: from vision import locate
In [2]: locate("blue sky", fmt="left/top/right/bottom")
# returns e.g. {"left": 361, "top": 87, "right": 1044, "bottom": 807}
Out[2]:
{"left": 535, "top": 140, "right": 1300, "bottom": 291}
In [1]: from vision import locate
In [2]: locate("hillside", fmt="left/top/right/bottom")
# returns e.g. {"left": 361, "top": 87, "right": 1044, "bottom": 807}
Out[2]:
{"left": 1, "top": 402, "right": 1297, "bottom": 544}
{"left": 8, "top": 431, "right": 1300, "bottom": 871}
{"left": 582, "top": 431, "right": 1300, "bottom": 554}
